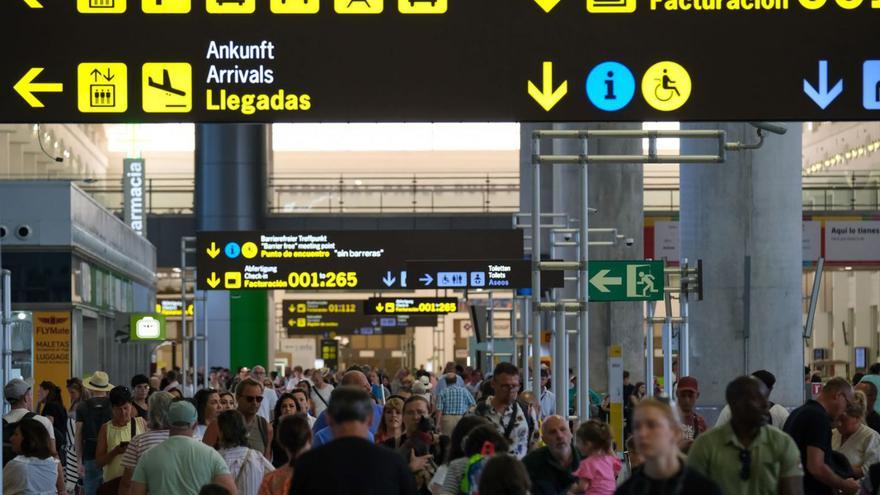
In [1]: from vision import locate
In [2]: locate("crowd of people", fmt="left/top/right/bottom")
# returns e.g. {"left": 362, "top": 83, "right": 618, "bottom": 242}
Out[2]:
{"left": 7, "top": 360, "right": 880, "bottom": 494}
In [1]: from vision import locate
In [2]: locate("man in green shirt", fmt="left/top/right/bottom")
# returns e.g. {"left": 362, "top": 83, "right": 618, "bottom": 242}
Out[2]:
{"left": 130, "top": 401, "right": 236, "bottom": 495}
{"left": 688, "top": 376, "right": 803, "bottom": 495}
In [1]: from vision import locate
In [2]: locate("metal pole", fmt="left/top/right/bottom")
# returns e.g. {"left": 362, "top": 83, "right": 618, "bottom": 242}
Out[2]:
{"left": 555, "top": 308, "right": 567, "bottom": 418}
{"left": 646, "top": 301, "right": 655, "bottom": 398}
{"left": 0, "top": 269, "right": 7, "bottom": 495}
{"left": 575, "top": 310, "right": 582, "bottom": 419}
{"left": 662, "top": 280, "right": 674, "bottom": 398}
{"left": 531, "top": 134, "right": 543, "bottom": 397}
{"left": 203, "top": 290, "right": 210, "bottom": 389}
{"left": 512, "top": 299, "right": 525, "bottom": 386}
{"left": 193, "top": 290, "right": 199, "bottom": 395}
{"left": 181, "top": 238, "right": 188, "bottom": 397}
{"left": 578, "top": 136, "right": 591, "bottom": 421}
{"left": 487, "top": 292, "right": 495, "bottom": 372}
{"left": 549, "top": 238, "right": 559, "bottom": 411}
{"left": 2, "top": 269, "right": 11, "bottom": 390}
{"left": 680, "top": 259, "right": 690, "bottom": 377}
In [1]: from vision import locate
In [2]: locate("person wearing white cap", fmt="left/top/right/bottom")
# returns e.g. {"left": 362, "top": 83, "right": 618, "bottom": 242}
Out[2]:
{"left": 130, "top": 401, "right": 236, "bottom": 495}
{"left": 3, "top": 378, "right": 56, "bottom": 456}
{"left": 75, "top": 371, "right": 113, "bottom": 495}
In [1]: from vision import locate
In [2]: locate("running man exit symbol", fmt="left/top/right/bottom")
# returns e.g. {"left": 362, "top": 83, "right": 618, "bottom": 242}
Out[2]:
{"left": 626, "top": 264, "right": 659, "bottom": 298}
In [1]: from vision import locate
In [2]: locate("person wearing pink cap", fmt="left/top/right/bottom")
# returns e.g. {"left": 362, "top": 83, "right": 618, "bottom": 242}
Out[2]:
{"left": 675, "top": 376, "right": 706, "bottom": 453}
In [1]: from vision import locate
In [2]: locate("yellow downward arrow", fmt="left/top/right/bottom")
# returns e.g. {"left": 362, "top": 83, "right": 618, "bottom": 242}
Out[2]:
{"left": 528, "top": 61, "right": 568, "bottom": 112}
{"left": 207, "top": 273, "right": 221, "bottom": 289}
{"left": 534, "top": 0, "right": 561, "bottom": 12}
{"left": 376, "top": 304, "right": 384, "bottom": 313}
{"left": 206, "top": 242, "right": 221, "bottom": 259}
{"left": 14, "top": 68, "right": 62, "bottom": 108}
{"left": 23, "top": 0, "right": 43, "bottom": 8}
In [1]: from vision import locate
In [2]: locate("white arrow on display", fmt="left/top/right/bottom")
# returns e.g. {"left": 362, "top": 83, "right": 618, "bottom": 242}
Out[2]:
{"left": 382, "top": 272, "right": 396, "bottom": 287}
{"left": 419, "top": 274, "right": 434, "bottom": 286}
{"left": 589, "top": 269, "right": 623, "bottom": 293}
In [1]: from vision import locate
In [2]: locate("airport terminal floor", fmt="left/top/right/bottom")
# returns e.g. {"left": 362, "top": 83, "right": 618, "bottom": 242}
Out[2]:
{"left": 2, "top": 0, "right": 880, "bottom": 494}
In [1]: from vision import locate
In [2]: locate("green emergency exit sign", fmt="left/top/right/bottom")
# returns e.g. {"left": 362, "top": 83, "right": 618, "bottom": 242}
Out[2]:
{"left": 588, "top": 261, "right": 665, "bottom": 302}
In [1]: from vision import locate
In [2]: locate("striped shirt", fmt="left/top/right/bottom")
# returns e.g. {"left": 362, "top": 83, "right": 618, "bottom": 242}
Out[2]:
{"left": 120, "top": 429, "right": 170, "bottom": 470}
{"left": 437, "top": 385, "right": 476, "bottom": 416}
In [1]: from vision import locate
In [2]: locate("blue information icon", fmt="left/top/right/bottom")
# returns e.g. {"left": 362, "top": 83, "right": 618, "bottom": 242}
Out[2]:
{"left": 586, "top": 61, "right": 635, "bottom": 112}
{"left": 864, "top": 61, "right": 880, "bottom": 110}
{"left": 224, "top": 242, "right": 241, "bottom": 259}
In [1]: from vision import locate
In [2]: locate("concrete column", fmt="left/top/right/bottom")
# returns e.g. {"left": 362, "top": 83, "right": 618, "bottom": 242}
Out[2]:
{"left": 552, "top": 123, "right": 645, "bottom": 394}
{"left": 195, "top": 124, "right": 271, "bottom": 371}
{"left": 680, "top": 123, "right": 803, "bottom": 408}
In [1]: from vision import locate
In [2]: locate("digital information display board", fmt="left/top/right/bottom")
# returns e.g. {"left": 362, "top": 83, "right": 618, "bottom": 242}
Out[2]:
{"left": 283, "top": 299, "right": 437, "bottom": 336}
{"left": 196, "top": 230, "right": 527, "bottom": 291}
{"left": 365, "top": 297, "right": 460, "bottom": 315}
{"left": 3, "top": 0, "right": 880, "bottom": 122}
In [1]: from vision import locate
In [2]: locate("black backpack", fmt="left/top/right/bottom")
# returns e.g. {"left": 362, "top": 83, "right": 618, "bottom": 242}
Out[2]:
{"left": 3, "top": 412, "right": 36, "bottom": 466}
{"left": 2, "top": 412, "right": 65, "bottom": 466}
{"left": 80, "top": 397, "right": 112, "bottom": 460}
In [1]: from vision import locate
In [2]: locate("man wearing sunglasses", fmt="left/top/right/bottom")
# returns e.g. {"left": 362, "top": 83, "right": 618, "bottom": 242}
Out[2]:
{"left": 202, "top": 378, "right": 273, "bottom": 460}
{"left": 688, "top": 376, "right": 803, "bottom": 495}
{"left": 784, "top": 377, "right": 860, "bottom": 495}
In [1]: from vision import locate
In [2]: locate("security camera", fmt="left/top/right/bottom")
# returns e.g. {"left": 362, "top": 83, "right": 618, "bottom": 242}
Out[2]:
{"left": 748, "top": 122, "right": 788, "bottom": 135}
{"left": 563, "top": 233, "right": 574, "bottom": 241}
{"left": 624, "top": 238, "right": 635, "bottom": 247}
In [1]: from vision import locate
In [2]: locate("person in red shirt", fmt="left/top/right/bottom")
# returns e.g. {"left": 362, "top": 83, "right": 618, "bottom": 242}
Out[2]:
{"left": 675, "top": 376, "right": 706, "bottom": 453}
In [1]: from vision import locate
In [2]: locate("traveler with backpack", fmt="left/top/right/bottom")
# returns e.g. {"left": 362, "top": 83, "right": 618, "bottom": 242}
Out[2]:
{"left": 439, "top": 423, "right": 509, "bottom": 495}
{"left": 381, "top": 395, "right": 445, "bottom": 495}
{"left": 94, "top": 386, "right": 146, "bottom": 494}
{"left": 2, "top": 418, "right": 65, "bottom": 494}
{"left": 75, "top": 371, "right": 114, "bottom": 495}
{"left": 203, "top": 378, "right": 273, "bottom": 459}
{"left": 470, "top": 363, "right": 537, "bottom": 459}
{"left": 3, "top": 378, "right": 57, "bottom": 463}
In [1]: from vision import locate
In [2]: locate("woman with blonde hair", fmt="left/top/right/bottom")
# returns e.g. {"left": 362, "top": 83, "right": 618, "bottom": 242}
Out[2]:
{"left": 616, "top": 399, "right": 721, "bottom": 494}
{"left": 375, "top": 396, "right": 405, "bottom": 446}
{"left": 833, "top": 390, "right": 880, "bottom": 478}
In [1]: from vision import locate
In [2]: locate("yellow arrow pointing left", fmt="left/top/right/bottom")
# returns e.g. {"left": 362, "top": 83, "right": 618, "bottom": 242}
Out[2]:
{"left": 207, "top": 273, "right": 221, "bottom": 289}
{"left": 527, "top": 61, "right": 568, "bottom": 112}
{"left": 23, "top": 0, "right": 43, "bottom": 8}
{"left": 14, "top": 68, "right": 62, "bottom": 108}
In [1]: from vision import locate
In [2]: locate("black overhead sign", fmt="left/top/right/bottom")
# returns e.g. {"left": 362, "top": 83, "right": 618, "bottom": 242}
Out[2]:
{"left": 406, "top": 259, "right": 542, "bottom": 290}
{"left": 282, "top": 299, "right": 436, "bottom": 336}
{"left": 3, "top": 0, "right": 880, "bottom": 122}
{"left": 365, "top": 297, "right": 461, "bottom": 315}
{"left": 195, "top": 230, "right": 524, "bottom": 291}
